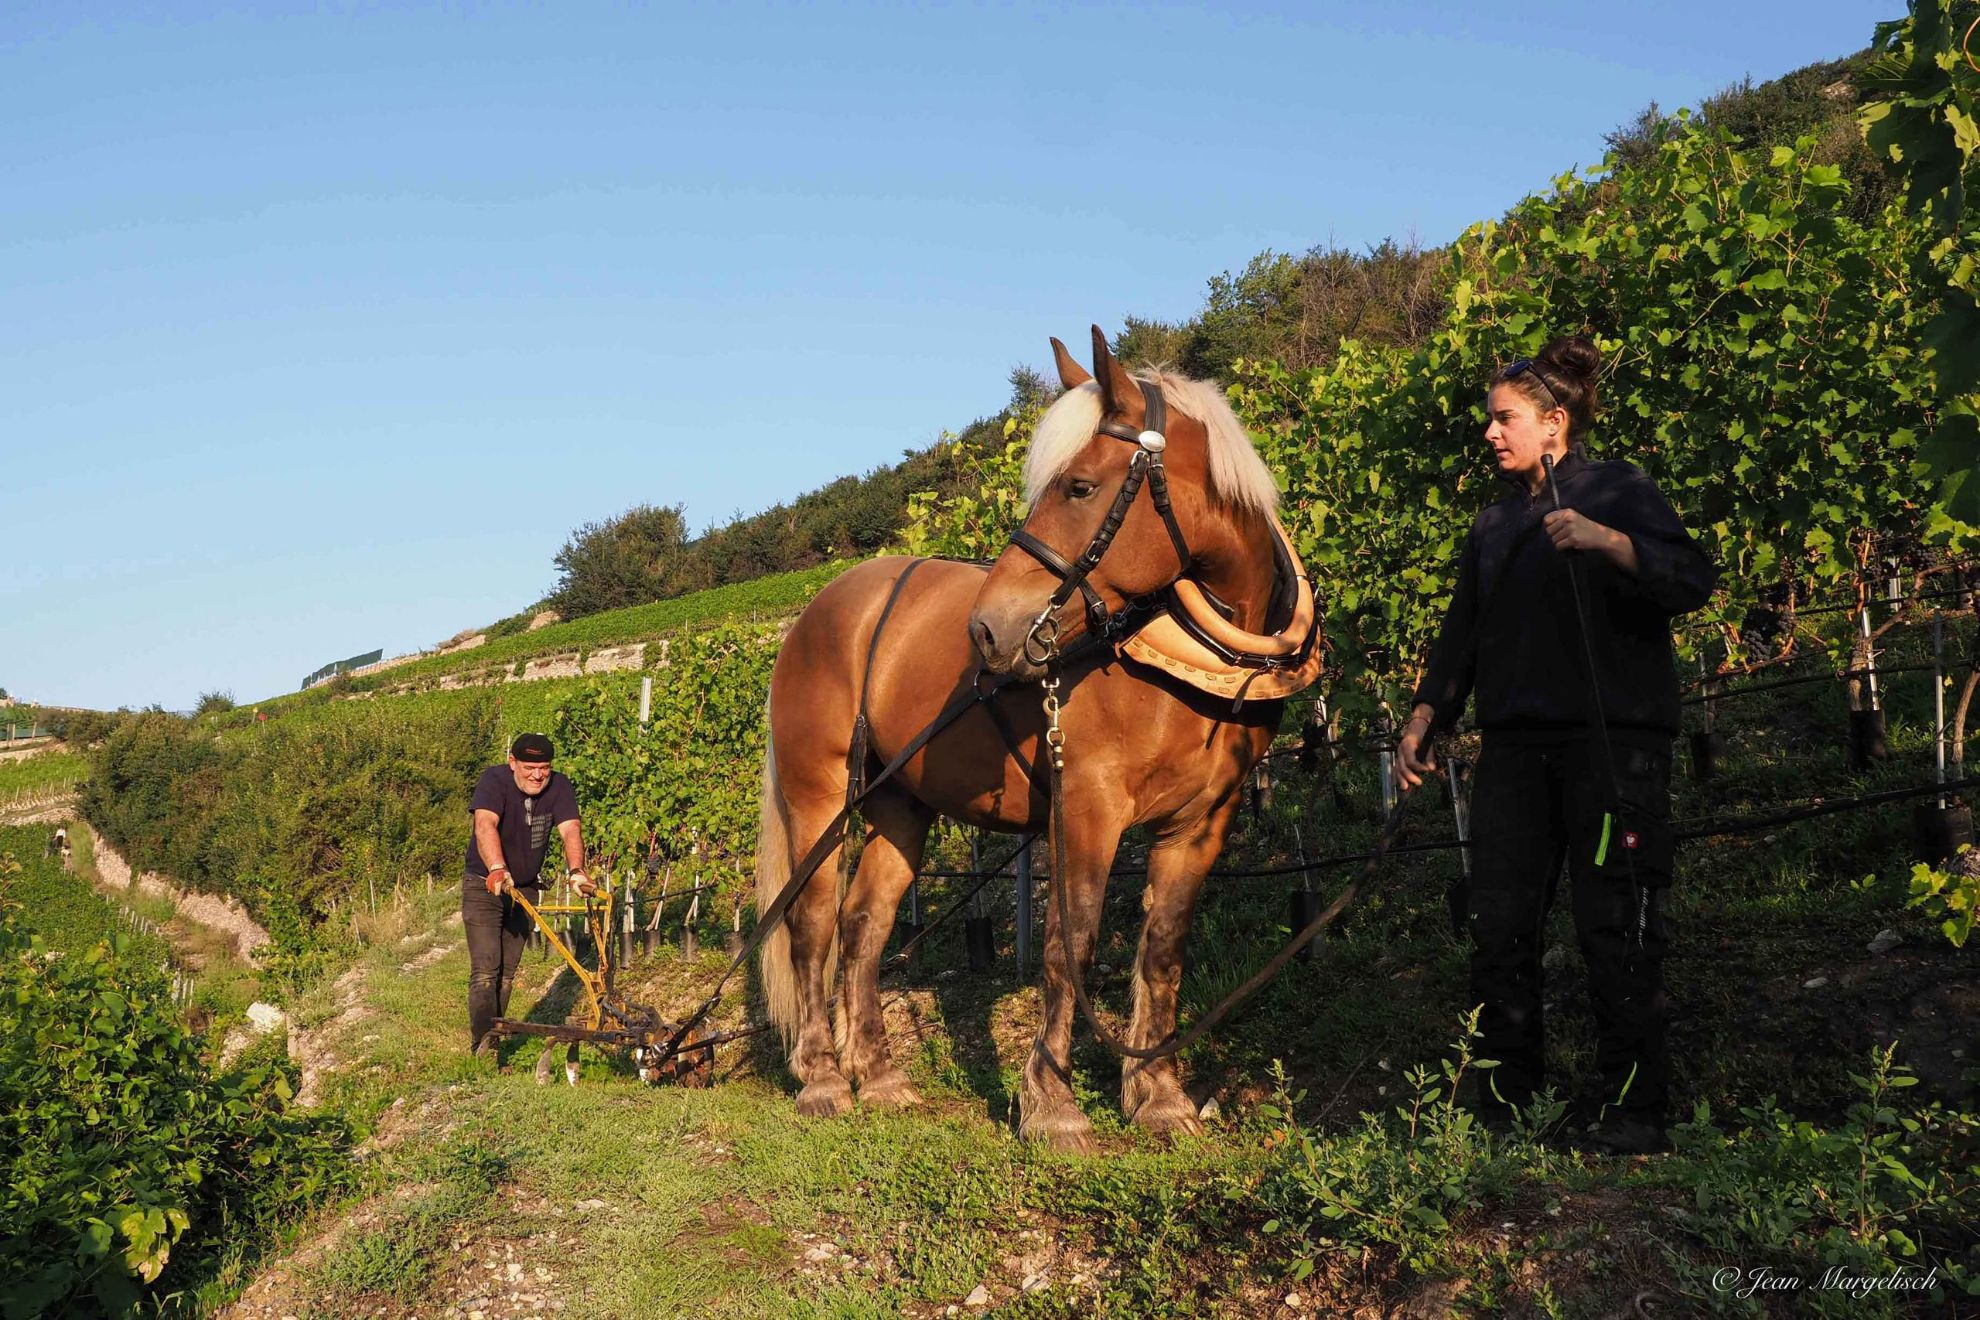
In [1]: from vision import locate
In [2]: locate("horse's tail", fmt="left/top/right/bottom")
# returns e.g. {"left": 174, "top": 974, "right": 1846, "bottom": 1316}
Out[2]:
{"left": 755, "top": 730, "right": 799, "bottom": 1047}
{"left": 757, "top": 708, "right": 840, "bottom": 1050}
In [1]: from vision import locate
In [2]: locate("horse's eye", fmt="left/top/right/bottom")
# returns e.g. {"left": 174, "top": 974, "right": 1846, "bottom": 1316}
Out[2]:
{"left": 1066, "top": 478, "right": 1097, "bottom": 500}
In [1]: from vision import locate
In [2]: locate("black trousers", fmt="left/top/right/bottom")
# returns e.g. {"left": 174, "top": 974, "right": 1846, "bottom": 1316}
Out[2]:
{"left": 1465, "top": 735, "right": 1675, "bottom": 1121}
{"left": 462, "top": 875, "right": 539, "bottom": 1050}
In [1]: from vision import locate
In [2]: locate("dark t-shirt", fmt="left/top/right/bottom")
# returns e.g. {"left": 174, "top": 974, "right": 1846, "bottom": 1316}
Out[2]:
{"left": 463, "top": 765, "right": 581, "bottom": 887}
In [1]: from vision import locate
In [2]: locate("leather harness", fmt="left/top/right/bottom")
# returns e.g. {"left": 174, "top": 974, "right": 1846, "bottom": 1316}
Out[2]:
{"left": 1008, "top": 376, "right": 1323, "bottom": 707}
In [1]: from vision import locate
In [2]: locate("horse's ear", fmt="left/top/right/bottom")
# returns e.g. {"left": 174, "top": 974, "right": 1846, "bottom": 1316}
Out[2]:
{"left": 1090, "top": 324, "right": 1138, "bottom": 417}
{"left": 1049, "top": 337, "right": 1092, "bottom": 390}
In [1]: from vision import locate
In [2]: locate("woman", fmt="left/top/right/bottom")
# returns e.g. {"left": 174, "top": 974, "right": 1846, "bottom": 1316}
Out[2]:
{"left": 1394, "top": 335, "right": 1716, "bottom": 1155}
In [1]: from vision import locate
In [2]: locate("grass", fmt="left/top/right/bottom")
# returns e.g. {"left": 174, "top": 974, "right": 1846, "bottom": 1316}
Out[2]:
{"left": 88, "top": 606, "right": 1980, "bottom": 1315}
{"left": 211, "top": 671, "right": 648, "bottom": 765}
{"left": 0, "top": 747, "right": 86, "bottom": 805}
{"left": 0, "top": 822, "right": 267, "bottom": 1046}
{"left": 309, "top": 1137, "right": 512, "bottom": 1302}
{"left": 0, "top": 822, "right": 171, "bottom": 965}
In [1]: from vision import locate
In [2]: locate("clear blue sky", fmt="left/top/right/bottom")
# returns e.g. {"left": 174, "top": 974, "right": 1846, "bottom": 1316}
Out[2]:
{"left": 3, "top": 1, "right": 1888, "bottom": 711}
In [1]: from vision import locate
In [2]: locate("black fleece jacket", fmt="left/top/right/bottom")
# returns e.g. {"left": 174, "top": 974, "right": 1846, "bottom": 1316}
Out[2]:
{"left": 1410, "top": 445, "right": 1718, "bottom": 744}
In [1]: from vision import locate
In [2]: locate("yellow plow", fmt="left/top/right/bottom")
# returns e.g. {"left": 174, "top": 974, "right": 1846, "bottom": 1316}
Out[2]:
{"left": 488, "top": 877, "right": 719, "bottom": 1087}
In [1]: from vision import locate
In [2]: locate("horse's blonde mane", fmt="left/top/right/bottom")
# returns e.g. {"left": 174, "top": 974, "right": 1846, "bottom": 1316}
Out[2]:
{"left": 1023, "top": 372, "right": 1279, "bottom": 515}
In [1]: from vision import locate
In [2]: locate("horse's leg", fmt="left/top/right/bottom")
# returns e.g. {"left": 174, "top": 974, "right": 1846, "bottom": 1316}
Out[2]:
{"left": 836, "top": 788, "right": 935, "bottom": 1109}
{"left": 1020, "top": 815, "right": 1122, "bottom": 1155}
{"left": 781, "top": 790, "right": 857, "bottom": 1117}
{"left": 1121, "top": 796, "right": 1240, "bottom": 1138}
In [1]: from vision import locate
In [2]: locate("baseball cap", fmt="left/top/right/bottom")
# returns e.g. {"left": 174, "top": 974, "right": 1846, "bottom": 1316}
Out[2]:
{"left": 510, "top": 733, "right": 554, "bottom": 763}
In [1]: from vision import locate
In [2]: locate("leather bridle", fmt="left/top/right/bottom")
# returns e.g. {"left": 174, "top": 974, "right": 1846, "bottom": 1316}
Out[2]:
{"left": 1010, "top": 378, "right": 1194, "bottom": 664}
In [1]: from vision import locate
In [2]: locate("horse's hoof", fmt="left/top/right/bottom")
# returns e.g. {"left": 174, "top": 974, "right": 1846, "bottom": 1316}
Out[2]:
{"left": 857, "top": 1070, "right": 923, "bottom": 1110}
{"left": 1019, "top": 1106, "right": 1097, "bottom": 1155}
{"left": 1129, "top": 1092, "right": 1204, "bottom": 1140}
{"left": 795, "top": 1077, "right": 854, "bottom": 1118}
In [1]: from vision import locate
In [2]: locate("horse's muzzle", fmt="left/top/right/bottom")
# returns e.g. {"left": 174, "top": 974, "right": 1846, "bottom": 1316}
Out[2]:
{"left": 968, "top": 606, "right": 1050, "bottom": 679}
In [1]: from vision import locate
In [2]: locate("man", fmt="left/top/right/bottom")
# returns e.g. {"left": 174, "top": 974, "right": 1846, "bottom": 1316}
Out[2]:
{"left": 463, "top": 732, "right": 593, "bottom": 1057}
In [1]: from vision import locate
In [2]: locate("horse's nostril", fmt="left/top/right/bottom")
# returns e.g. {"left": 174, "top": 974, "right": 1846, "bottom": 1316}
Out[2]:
{"left": 970, "top": 617, "right": 997, "bottom": 659}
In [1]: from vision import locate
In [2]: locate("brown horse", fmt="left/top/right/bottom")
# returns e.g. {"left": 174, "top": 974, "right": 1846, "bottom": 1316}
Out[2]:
{"left": 756, "top": 328, "right": 1300, "bottom": 1152}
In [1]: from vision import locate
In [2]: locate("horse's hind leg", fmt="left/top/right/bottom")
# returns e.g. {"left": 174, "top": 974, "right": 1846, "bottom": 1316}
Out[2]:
{"left": 782, "top": 791, "right": 858, "bottom": 1117}
{"left": 836, "top": 788, "right": 935, "bottom": 1108}
{"left": 1121, "top": 797, "right": 1239, "bottom": 1138}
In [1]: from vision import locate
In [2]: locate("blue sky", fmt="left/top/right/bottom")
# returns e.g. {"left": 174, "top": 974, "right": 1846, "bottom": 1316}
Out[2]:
{"left": 3, "top": 1, "right": 1889, "bottom": 710}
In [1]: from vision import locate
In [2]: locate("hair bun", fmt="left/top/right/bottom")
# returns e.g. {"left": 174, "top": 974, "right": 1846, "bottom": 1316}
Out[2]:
{"left": 1537, "top": 334, "right": 1601, "bottom": 383}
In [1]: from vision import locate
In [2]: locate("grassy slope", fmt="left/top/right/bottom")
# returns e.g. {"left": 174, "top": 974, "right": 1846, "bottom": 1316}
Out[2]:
{"left": 0, "top": 748, "right": 87, "bottom": 805}
{"left": 230, "top": 613, "right": 1977, "bottom": 1318}
{"left": 0, "top": 822, "right": 264, "bottom": 1038}
{"left": 238, "top": 676, "right": 608, "bottom": 752}
{"left": 235, "top": 562, "right": 847, "bottom": 716}
{"left": 1, "top": 823, "right": 167, "bottom": 962}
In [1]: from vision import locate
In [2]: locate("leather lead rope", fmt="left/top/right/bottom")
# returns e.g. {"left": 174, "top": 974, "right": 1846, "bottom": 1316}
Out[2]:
{"left": 1540, "top": 454, "right": 1645, "bottom": 950}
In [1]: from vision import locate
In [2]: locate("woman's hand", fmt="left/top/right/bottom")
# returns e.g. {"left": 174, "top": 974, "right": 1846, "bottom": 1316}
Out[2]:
{"left": 1543, "top": 510, "right": 1638, "bottom": 572}
{"left": 1394, "top": 705, "right": 1439, "bottom": 791}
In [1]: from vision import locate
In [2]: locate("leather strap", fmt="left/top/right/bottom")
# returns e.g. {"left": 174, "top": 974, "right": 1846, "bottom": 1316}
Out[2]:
{"left": 1010, "top": 528, "right": 1109, "bottom": 630}
{"left": 1008, "top": 376, "right": 1191, "bottom": 642}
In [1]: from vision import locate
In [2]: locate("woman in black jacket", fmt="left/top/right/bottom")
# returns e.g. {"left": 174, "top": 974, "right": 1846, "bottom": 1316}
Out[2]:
{"left": 1394, "top": 335, "right": 1717, "bottom": 1154}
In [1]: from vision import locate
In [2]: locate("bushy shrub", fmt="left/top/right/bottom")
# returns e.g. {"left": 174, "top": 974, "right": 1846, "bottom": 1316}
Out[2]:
{"left": 81, "top": 700, "right": 497, "bottom": 965}
{"left": 0, "top": 858, "right": 351, "bottom": 1317}
{"left": 548, "top": 503, "right": 692, "bottom": 618}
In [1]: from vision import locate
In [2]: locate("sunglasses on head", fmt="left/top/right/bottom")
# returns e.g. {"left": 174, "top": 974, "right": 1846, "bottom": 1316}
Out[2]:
{"left": 1500, "top": 358, "right": 1562, "bottom": 414}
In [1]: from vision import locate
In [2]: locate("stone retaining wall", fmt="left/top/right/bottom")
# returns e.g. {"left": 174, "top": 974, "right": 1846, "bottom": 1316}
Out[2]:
{"left": 86, "top": 826, "right": 272, "bottom": 962}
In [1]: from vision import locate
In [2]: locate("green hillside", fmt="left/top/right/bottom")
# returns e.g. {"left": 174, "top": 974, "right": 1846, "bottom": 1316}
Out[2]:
{"left": 242, "top": 561, "right": 844, "bottom": 714}
{"left": 524, "top": 40, "right": 1910, "bottom": 631}
{"left": 31, "top": 15, "right": 1980, "bottom": 1316}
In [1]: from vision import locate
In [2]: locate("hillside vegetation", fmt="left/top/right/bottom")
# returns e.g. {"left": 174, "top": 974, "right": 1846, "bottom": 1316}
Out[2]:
{"left": 69, "top": 5, "right": 1980, "bottom": 1090}
{"left": 0, "top": 830, "right": 350, "bottom": 1317}
{"left": 33, "top": 13, "right": 1980, "bottom": 1315}
{"left": 530, "top": 39, "right": 1914, "bottom": 630}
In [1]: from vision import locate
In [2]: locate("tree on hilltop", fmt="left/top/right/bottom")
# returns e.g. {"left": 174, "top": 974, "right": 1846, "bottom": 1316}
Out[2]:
{"left": 547, "top": 502, "right": 691, "bottom": 619}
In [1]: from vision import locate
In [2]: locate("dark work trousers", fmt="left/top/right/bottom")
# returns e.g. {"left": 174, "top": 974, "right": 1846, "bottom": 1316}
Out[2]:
{"left": 463, "top": 875, "right": 539, "bottom": 1050}
{"left": 1466, "top": 735, "right": 1675, "bottom": 1122}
